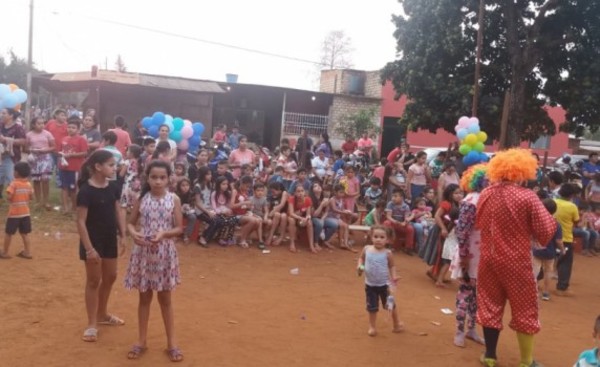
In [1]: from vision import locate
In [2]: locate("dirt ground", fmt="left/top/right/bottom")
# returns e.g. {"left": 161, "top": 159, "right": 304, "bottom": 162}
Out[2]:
{"left": 1, "top": 211, "right": 598, "bottom": 367}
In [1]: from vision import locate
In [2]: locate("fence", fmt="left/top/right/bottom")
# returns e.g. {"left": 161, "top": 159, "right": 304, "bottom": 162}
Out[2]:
{"left": 283, "top": 112, "right": 329, "bottom": 137}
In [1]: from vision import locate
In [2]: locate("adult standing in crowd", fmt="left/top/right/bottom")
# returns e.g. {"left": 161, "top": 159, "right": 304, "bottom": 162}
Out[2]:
{"left": 387, "top": 141, "right": 415, "bottom": 172}
{"left": 109, "top": 115, "right": 132, "bottom": 157}
{"left": 131, "top": 119, "right": 147, "bottom": 146}
{"left": 295, "top": 129, "right": 313, "bottom": 169}
{"left": 582, "top": 152, "right": 600, "bottom": 188}
{"left": 476, "top": 149, "right": 556, "bottom": 367}
{"left": 341, "top": 135, "right": 357, "bottom": 157}
{"left": 157, "top": 124, "right": 177, "bottom": 161}
{"left": 0, "top": 108, "right": 27, "bottom": 198}
{"left": 228, "top": 136, "right": 256, "bottom": 180}
{"left": 357, "top": 132, "right": 374, "bottom": 162}
{"left": 81, "top": 115, "right": 101, "bottom": 153}
{"left": 314, "top": 132, "right": 333, "bottom": 158}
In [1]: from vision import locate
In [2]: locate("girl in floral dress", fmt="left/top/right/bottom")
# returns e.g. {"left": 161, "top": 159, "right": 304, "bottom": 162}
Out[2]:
{"left": 125, "top": 160, "right": 184, "bottom": 362}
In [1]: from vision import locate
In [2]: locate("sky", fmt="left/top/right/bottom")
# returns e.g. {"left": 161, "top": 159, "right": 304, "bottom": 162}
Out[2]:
{"left": 1, "top": 0, "right": 403, "bottom": 91}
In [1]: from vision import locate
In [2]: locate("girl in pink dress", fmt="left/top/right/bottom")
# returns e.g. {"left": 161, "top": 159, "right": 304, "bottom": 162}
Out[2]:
{"left": 125, "top": 160, "right": 184, "bottom": 362}
{"left": 340, "top": 165, "right": 360, "bottom": 223}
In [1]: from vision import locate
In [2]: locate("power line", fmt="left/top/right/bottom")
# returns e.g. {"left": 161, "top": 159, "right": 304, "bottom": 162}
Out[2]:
{"left": 45, "top": 8, "right": 325, "bottom": 67}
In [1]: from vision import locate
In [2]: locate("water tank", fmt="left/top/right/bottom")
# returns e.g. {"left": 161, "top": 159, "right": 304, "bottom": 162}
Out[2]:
{"left": 348, "top": 73, "right": 365, "bottom": 95}
{"left": 226, "top": 73, "right": 238, "bottom": 83}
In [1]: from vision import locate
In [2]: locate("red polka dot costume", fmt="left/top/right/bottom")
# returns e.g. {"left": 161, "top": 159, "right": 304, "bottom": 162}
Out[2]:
{"left": 476, "top": 183, "right": 556, "bottom": 334}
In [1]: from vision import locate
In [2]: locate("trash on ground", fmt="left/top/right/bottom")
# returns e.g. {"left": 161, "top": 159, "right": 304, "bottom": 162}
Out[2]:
{"left": 441, "top": 308, "right": 454, "bottom": 315}
{"left": 290, "top": 268, "right": 299, "bottom": 275}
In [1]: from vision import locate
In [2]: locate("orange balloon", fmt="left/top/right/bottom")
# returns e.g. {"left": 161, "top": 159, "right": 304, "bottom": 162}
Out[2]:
{"left": 8, "top": 83, "right": 18, "bottom": 91}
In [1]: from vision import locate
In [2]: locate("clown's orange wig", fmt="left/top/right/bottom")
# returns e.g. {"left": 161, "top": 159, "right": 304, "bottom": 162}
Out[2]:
{"left": 486, "top": 148, "right": 537, "bottom": 184}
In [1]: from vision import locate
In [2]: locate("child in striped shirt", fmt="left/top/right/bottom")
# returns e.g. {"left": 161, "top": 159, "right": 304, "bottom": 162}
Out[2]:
{"left": 0, "top": 162, "right": 34, "bottom": 259}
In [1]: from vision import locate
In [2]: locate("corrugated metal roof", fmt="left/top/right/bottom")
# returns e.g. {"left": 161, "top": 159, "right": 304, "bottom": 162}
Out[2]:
{"left": 42, "top": 70, "right": 224, "bottom": 93}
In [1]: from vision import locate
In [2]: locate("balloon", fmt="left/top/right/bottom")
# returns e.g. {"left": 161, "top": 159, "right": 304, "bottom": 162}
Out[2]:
{"left": 458, "top": 116, "right": 470, "bottom": 127}
{"left": 459, "top": 144, "right": 472, "bottom": 155}
{"left": 189, "top": 135, "right": 201, "bottom": 147}
{"left": 8, "top": 84, "right": 18, "bottom": 92}
{"left": 192, "top": 122, "right": 205, "bottom": 136}
{"left": 169, "top": 130, "right": 182, "bottom": 143}
{"left": 13, "top": 89, "right": 27, "bottom": 104}
{"left": 148, "top": 125, "right": 159, "bottom": 138}
{"left": 457, "top": 128, "right": 468, "bottom": 141}
{"left": 172, "top": 117, "right": 184, "bottom": 131}
{"left": 183, "top": 119, "right": 192, "bottom": 128}
{"left": 468, "top": 117, "right": 480, "bottom": 126}
{"left": 3, "top": 94, "right": 18, "bottom": 108}
{"left": 164, "top": 114, "right": 173, "bottom": 127}
{"left": 177, "top": 139, "right": 189, "bottom": 151}
{"left": 463, "top": 151, "right": 480, "bottom": 166}
{"left": 467, "top": 123, "right": 480, "bottom": 134}
{"left": 477, "top": 131, "right": 488, "bottom": 143}
{"left": 480, "top": 152, "right": 490, "bottom": 162}
{"left": 152, "top": 111, "right": 165, "bottom": 126}
{"left": 142, "top": 117, "right": 153, "bottom": 129}
{"left": 163, "top": 120, "right": 174, "bottom": 133}
{"left": 181, "top": 125, "right": 194, "bottom": 139}
{"left": 473, "top": 142, "right": 485, "bottom": 152}
{"left": 464, "top": 133, "right": 477, "bottom": 146}
{"left": 0, "top": 84, "right": 10, "bottom": 98}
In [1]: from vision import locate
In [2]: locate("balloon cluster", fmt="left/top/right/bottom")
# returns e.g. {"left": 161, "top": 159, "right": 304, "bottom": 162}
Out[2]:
{"left": 454, "top": 116, "right": 489, "bottom": 166}
{"left": 141, "top": 111, "right": 205, "bottom": 151}
{"left": 0, "top": 84, "right": 28, "bottom": 111}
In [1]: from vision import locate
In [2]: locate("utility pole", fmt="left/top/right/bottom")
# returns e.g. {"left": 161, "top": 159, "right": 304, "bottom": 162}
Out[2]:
{"left": 471, "top": 0, "right": 485, "bottom": 117}
{"left": 25, "top": 0, "right": 34, "bottom": 129}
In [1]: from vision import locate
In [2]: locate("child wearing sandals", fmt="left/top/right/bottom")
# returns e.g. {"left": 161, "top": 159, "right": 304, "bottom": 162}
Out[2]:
{"left": 76, "top": 150, "right": 126, "bottom": 343}
{"left": 357, "top": 225, "right": 404, "bottom": 336}
{"left": 265, "top": 181, "right": 289, "bottom": 246}
{"left": 328, "top": 184, "right": 355, "bottom": 252}
{"left": 231, "top": 176, "right": 260, "bottom": 248}
{"left": 125, "top": 160, "right": 184, "bottom": 362}
{"left": 0, "top": 162, "right": 34, "bottom": 259}
{"left": 249, "top": 183, "right": 270, "bottom": 250}
{"left": 211, "top": 176, "right": 239, "bottom": 246}
{"left": 287, "top": 184, "right": 318, "bottom": 253}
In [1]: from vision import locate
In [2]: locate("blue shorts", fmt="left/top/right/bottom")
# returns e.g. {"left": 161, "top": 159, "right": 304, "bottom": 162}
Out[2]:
{"left": 58, "top": 170, "right": 78, "bottom": 191}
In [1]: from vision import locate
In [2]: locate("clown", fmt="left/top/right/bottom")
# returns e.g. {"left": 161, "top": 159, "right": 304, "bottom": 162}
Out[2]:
{"left": 476, "top": 149, "right": 557, "bottom": 367}
{"left": 449, "top": 164, "right": 488, "bottom": 348}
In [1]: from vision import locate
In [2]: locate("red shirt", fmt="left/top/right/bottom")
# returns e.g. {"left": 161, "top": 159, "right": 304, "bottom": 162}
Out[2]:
{"left": 233, "top": 192, "right": 249, "bottom": 216}
{"left": 288, "top": 196, "right": 312, "bottom": 217}
{"left": 45, "top": 120, "right": 68, "bottom": 153}
{"left": 108, "top": 127, "right": 132, "bottom": 156}
{"left": 60, "top": 134, "right": 88, "bottom": 171}
{"left": 213, "top": 130, "right": 226, "bottom": 143}
{"left": 341, "top": 140, "right": 357, "bottom": 154}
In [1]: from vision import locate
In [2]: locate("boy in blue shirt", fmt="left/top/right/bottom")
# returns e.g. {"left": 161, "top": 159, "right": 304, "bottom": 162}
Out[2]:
{"left": 574, "top": 315, "right": 600, "bottom": 366}
{"left": 332, "top": 150, "right": 345, "bottom": 173}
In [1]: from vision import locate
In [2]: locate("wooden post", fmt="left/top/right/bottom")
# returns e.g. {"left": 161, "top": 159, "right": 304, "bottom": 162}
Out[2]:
{"left": 471, "top": 0, "right": 485, "bottom": 117}
{"left": 498, "top": 89, "right": 510, "bottom": 150}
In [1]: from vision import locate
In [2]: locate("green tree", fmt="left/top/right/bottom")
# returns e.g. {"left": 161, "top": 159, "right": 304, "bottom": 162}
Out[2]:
{"left": 382, "top": 1, "right": 600, "bottom": 146}
{"left": 334, "top": 108, "right": 380, "bottom": 139}
{"left": 0, "top": 51, "right": 41, "bottom": 88}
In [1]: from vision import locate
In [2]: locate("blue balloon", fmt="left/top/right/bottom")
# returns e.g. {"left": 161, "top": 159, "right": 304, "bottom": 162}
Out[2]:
{"left": 467, "top": 124, "right": 480, "bottom": 134}
{"left": 188, "top": 135, "right": 201, "bottom": 147}
{"left": 192, "top": 122, "right": 205, "bottom": 136}
{"left": 13, "top": 89, "right": 27, "bottom": 104}
{"left": 457, "top": 128, "right": 468, "bottom": 141}
{"left": 169, "top": 130, "right": 182, "bottom": 143}
{"left": 152, "top": 111, "right": 165, "bottom": 126}
{"left": 3, "top": 94, "right": 18, "bottom": 109}
{"left": 142, "top": 117, "right": 153, "bottom": 129}
{"left": 148, "top": 125, "right": 159, "bottom": 138}
{"left": 463, "top": 150, "right": 480, "bottom": 166}
{"left": 480, "top": 152, "right": 490, "bottom": 162}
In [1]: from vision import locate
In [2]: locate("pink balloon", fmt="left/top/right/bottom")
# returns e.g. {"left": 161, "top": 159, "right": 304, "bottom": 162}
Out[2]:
{"left": 183, "top": 119, "right": 192, "bottom": 128}
{"left": 458, "top": 116, "right": 470, "bottom": 127}
{"left": 181, "top": 125, "right": 194, "bottom": 139}
{"left": 454, "top": 125, "right": 461, "bottom": 132}
{"left": 177, "top": 139, "right": 189, "bottom": 151}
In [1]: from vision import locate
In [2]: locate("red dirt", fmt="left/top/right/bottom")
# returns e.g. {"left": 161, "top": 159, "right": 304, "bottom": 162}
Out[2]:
{"left": 1, "top": 223, "right": 597, "bottom": 366}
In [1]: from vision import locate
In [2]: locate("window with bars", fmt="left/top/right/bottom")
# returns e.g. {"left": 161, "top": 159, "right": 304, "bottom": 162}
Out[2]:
{"left": 283, "top": 112, "right": 329, "bottom": 136}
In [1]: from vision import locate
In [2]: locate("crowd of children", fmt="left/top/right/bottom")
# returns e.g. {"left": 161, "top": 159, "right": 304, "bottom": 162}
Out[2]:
{"left": 3, "top": 107, "right": 600, "bottom": 364}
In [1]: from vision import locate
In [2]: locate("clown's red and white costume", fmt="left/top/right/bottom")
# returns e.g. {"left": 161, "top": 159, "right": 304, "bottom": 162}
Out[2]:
{"left": 476, "top": 183, "right": 556, "bottom": 334}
